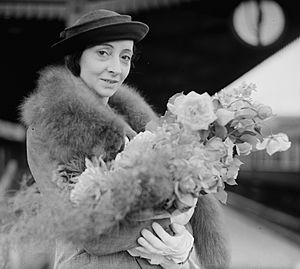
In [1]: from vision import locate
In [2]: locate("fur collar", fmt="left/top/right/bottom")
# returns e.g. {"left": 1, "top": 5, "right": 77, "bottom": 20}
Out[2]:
{"left": 21, "top": 65, "right": 157, "bottom": 132}
{"left": 20, "top": 65, "right": 158, "bottom": 163}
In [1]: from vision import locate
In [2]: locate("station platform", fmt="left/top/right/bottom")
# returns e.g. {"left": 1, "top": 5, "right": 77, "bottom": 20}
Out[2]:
{"left": 225, "top": 193, "right": 300, "bottom": 269}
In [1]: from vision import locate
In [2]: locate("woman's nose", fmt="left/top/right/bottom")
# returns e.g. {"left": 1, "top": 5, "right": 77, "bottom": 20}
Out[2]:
{"left": 107, "top": 56, "right": 121, "bottom": 74}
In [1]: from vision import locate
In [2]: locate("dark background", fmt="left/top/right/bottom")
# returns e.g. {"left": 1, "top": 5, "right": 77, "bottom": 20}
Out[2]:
{"left": 1, "top": 0, "right": 300, "bottom": 121}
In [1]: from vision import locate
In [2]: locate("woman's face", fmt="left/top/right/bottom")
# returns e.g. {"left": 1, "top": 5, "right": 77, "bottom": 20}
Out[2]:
{"left": 79, "top": 40, "right": 134, "bottom": 103}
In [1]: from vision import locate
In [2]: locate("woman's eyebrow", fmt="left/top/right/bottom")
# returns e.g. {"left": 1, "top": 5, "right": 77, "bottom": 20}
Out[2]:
{"left": 98, "top": 44, "right": 132, "bottom": 53}
{"left": 97, "top": 43, "right": 113, "bottom": 48}
{"left": 122, "top": 48, "right": 133, "bottom": 54}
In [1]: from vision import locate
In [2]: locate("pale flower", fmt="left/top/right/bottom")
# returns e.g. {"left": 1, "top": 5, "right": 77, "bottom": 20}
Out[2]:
{"left": 235, "top": 108, "right": 257, "bottom": 119}
{"left": 206, "top": 137, "right": 227, "bottom": 161}
{"left": 224, "top": 157, "right": 243, "bottom": 183}
{"left": 128, "top": 130, "right": 156, "bottom": 146}
{"left": 233, "top": 118, "right": 255, "bottom": 132}
{"left": 238, "top": 82, "right": 256, "bottom": 98}
{"left": 230, "top": 100, "right": 251, "bottom": 111}
{"left": 255, "top": 104, "right": 273, "bottom": 120}
{"left": 216, "top": 87, "right": 238, "bottom": 107}
{"left": 189, "top": 158, "right": 220, "bottom": 192}
{"left": 256, "top": 133, "right": 291, "bottom": 155}
{"left": 114, "top": 130, "right": 156, "bottom": 168}
{"left": 178, "top": 176, "right": 196, "bottom": 193}
{"left": 70, "top": 158, "right": 108, "bottom": 206}
{"left": 240, "top": 134, "right": 261, "bottom": 149}
{"left": 167, "top": 91, "right": 217, "bottom": 130}
{"left": 215, "top": 108, "right": 235, "bottom": 126}
{"left": 236, "top": 142, "right": 252, "bottom": 155}
{"left": 224, "top": 137, "right": 234, "bottom": 164}
{"left": 216, "top": 84, "right": 254, "bottom": 109}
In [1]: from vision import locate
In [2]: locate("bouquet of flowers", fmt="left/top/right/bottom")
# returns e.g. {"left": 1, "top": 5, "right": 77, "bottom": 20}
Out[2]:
{"left": 70, "top": 83, "right": 291, "bottom": 217}
{"left": 0, "top": 83, "right": 292, "bottom": 251}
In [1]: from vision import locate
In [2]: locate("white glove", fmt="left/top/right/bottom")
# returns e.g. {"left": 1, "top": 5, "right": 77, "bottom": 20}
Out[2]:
{"left": 129, "top": 222, "right": 194, "bottom": 267}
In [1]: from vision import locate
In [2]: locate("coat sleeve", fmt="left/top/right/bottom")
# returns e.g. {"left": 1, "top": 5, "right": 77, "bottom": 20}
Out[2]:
{"left": 26, "top": 125, "right": 172, "bottom": 256}
{"left": 191, "top": 195, "right": 230, "bottom": 269}
{"left": 82, "top": 218, "right": 172, "bottom": 256}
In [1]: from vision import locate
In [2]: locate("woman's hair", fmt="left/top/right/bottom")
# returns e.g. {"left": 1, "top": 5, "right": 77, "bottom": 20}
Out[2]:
{"left": 65, "top": 44, "right": 141, "bottom": 77}
{"left": 65, "top": 51, "right": 83, "bottom": 77}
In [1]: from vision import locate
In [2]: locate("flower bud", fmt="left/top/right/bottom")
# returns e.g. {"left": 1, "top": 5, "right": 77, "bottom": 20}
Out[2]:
{"left": 257, "top": 105, "right": 272, "bottom": 120}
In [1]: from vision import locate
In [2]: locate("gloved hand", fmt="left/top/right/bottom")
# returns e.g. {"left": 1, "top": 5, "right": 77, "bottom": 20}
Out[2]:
{"left": 128, "top": 221, "right": 194, "bottom": 267}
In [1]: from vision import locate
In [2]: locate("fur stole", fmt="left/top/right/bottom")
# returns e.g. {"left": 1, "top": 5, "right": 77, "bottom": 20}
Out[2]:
{"left": 20, "top": 65, "right": 230, "bottom": 268}
{"left": 20, "top": 65, "right": 158, "bottom": 166}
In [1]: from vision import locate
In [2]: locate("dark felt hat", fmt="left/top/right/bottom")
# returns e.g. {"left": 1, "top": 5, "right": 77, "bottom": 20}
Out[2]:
{"left": 51, "top": 9, "right": 149, "bottom": 55}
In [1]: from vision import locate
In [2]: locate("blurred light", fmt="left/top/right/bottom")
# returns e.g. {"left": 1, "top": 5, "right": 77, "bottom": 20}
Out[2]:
{"left": 232, "top": 0, "right": 285, "bottom": 46}
{"left": 228, "top": 37, "right": 300, "bottom": 117}
{"left": 0, "top": 119, "right": 25, "bottom": 142}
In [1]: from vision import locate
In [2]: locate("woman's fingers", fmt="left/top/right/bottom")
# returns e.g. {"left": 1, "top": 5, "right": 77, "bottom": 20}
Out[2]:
{"left": 134, "top": 246, "right": 152, "bottom": 254}
{"left": 170, "top": 223, "right": 186, "bottom": 235}
{"left": 141, "top": 228, "right": 168, "bottom": 251}
{"left": 151, "top": 222, "right": 173, "bottom": 244}
{"left": 137, "top": 237, "right": 162, "bottom": 254}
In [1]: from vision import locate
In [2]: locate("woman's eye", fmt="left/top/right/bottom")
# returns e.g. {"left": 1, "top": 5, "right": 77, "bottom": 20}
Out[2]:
{"left": 97, "top": 50, "right": 109, "bottom": 56}
{"left": 121, "top": 55, "right": 132, "bottom": 62}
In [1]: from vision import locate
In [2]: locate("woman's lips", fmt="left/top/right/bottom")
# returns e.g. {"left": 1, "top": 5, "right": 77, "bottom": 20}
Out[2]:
{"left": 101, "top": 78, "right": 119, "bottom": 84}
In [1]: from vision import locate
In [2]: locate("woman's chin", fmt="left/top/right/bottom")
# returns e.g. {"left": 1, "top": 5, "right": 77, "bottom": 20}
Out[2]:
{"left": 95, "top": 88, "right": 117, "bottom": 98}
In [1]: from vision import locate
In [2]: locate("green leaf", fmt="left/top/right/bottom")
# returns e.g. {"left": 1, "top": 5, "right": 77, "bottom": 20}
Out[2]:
{"left": 199, "top": 130, "right": 210, "bottom": 141}
{"left": 226, "top": 177, "right": 238, "bottom": 186}
{"left": 240, "top": 130, "right": 257, "bottom": 136}
{"left": 254, "top": 125, "right": 262, "bottom": 135}
{"left": 214, "top": 189, "right": 227, "bottom": 204}
{"left": 214, "top": 122, "right": 228, "bottom": 140}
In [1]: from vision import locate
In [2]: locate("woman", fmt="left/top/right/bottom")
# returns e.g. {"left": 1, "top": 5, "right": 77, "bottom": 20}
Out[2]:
{"left": 20, "top": 9, "right": 230, "bottom": 269}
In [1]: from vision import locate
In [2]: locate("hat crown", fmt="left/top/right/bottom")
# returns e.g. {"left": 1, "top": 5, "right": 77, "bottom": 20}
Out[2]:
{"left": 73, "top": 9, "right": 126, "bottom": 26}
{"left": 60, "top": 9, "right": 132, "bottom": 39}
{"left": 52, "top": 9, "right": 149, "bottom": 55}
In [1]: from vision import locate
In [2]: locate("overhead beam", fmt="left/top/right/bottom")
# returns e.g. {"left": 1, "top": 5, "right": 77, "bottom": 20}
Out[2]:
{"left": 0, "top": 0, "right": 193, "bottom": 22}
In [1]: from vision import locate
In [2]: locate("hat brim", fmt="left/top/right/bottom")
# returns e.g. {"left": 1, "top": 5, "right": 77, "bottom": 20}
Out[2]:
{"left": 51, "top": 22, "right": 149, "bottom": 56}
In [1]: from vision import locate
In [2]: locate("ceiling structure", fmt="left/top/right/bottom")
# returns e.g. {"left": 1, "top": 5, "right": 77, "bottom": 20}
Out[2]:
{"left": 0, "top": 0, "right": 192, "bottom": 22}
{"left": 1, "top": 0, "right": 300, "bottom": 122}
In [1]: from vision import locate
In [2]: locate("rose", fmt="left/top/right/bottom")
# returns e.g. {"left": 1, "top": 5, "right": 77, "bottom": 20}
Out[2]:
{"left": 167, "top": 91, "right": 217, "bottom": 130}
{"left": 256, "top": 133, "right": 291, "bottom": 155}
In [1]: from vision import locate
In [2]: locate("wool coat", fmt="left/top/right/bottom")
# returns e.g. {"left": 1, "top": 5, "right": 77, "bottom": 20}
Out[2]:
{"left": 20, "top": 65, "right": 230, "bottom": 269}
